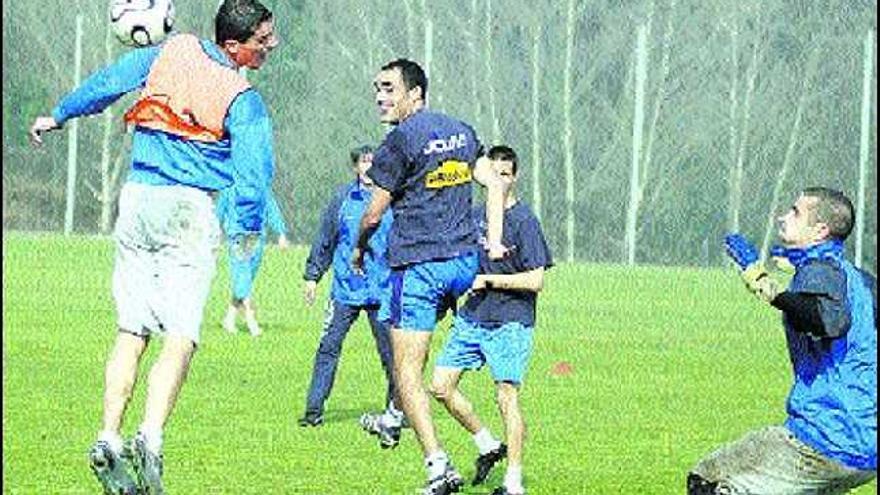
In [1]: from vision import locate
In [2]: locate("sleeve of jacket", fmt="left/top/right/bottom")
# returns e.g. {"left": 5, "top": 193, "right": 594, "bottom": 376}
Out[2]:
{"left": 265, "top": 191, "right": 289, "bottom": 236}
{"left": 225, "top": 89, "right": 275, "bottom": 237}
{"left": 304, "top": 186, "right": 347, "bottom": 282}
{"left": 52, "top": 45, "right": 160, "bottom": 125}
{"left": 214, "top": 188, "right": 234, "bottom": 236}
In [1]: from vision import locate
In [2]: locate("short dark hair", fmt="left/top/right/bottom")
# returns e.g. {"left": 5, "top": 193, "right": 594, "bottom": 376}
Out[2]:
{"left": 802, "top": 187, "right": 855, "bottom": 240}
{"left": 381, "top": 59, "right": 428, "bottom": 99}
{"left": 487, "top": 145, "right": 518, "bottom": 175}
{"left": 215, "top": 0, "right": 273, "bottom": 44}
{"left": 350, "top": 145, "right": 374, "bottom": 165}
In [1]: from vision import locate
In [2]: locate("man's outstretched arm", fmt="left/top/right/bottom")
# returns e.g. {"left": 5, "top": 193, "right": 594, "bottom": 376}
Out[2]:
{"left": 353, "top": 186, "right": 393, "bottom": 274}
{"left": 473, "top": 155, "right": 509, "bottom": 260}
{"left": 473, "top": 267, "right": 545, "bottom": 293}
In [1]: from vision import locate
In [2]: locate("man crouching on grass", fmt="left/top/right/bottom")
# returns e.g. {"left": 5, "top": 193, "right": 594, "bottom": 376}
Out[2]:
{"left": 688, "top": 187, "right": 876, "bottom": 494}
{"left": 430, "top": 145, "right": 553, "bottom": 495}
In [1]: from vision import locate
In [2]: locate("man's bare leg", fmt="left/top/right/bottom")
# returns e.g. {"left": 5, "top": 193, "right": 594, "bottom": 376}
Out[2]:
{"left": 432, "top": 367, "right": 505, "bottom": 485}
{"left": 430, "top": 367, "right": 482, "bottom": 434}
{"left": 138, "top": 335, "right": 197, "bottom": 452}
{"left": 89, "top": 331, "right": 148, "bottom": 493}
{"left": 100, "top": 331, "right": 148, "bottom": 446}
{"left": 391, "top": 328, "right": 438, "bottom": 455}
{"left": 496, "top": 382, "right": 525, "bottom": 494}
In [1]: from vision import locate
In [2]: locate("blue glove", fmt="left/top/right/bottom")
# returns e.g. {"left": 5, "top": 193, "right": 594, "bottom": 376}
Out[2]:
{"left": 724, "top": 233, "right": 781, "bottom": 303}
{"left": 723, "top": 233, "right": 759, "bottom": 270}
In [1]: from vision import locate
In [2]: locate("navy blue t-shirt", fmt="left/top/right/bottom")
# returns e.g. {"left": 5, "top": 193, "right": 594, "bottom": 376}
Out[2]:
{"left": 367, "top": 110, "right": 481, "bottom": 267}
{"left": 460, "top": 202, "right": 553, "bottom": 327}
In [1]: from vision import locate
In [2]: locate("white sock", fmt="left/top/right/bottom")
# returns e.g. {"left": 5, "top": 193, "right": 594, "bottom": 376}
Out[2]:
{"left": 504, "top": 465, "right": 524, "bottom": 494}
{"left": 425, "top": 451, "right": 449, "bottom": 479}
{"left": 473, "top": 428, "right": 501, "bottom": 455}
{"left": 138, "top": 426, "right": 163, "bottom": 455}
{"left": 97, "top": 430, "right": 124, "bottom": 454}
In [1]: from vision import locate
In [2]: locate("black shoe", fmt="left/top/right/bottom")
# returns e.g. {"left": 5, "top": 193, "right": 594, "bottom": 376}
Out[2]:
{"left": 472, "top": 443, "right": 507, "bottom": 485}
{"left": 297, "top": 412, "right": 324, "bottom": 427}
{"left": 422, "top": 464, "right": 464, "bottom": 495}
{"left": 88, "top": 441, "right": 138, "bottom": 495}
{"left": 127, "top": 433, "right": 165, "bottom": 495}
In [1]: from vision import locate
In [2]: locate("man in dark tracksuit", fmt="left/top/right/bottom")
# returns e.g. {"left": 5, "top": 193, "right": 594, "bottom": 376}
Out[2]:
{"left": 298, "top": 146, "right": 401, "bottom": 437}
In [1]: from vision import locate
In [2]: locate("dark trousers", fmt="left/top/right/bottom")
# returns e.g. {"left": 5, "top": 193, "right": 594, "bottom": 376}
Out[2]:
{"left": 305, "top": 299, "right": 395, "bottom": 415}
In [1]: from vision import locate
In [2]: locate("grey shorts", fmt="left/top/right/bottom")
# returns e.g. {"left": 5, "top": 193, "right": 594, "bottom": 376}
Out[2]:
{"left": 111, "top": 182, "right": 221, "bottom": 345}
{"left": 691, "top": 425, "right": 876, "bottom": 494}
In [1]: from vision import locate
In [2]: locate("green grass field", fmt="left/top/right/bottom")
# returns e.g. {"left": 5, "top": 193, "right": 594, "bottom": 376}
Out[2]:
{"left": 2, "top": 232, "right": 876, "bottom": 494}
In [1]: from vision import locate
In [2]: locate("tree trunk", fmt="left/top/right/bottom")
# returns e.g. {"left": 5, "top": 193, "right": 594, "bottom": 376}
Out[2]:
{"left": 855, "top": 29, "right": 874, "bottom": 268}
{"left": 99, "top": 22, "right": 117, "bottom": 234}
{"left": 469, "top": 0, "right": 482, "bottom": 128}
{"left": 760, "top": 50, "right": 818, "bottom": 256}
{"left": 64, "top": 13, "right": 83, "bottom": 235}
{"left": 563, "top": 0, "right": 576, "bottom": 261}
{"left": 731, "top": 39, "right": 762, "bottom": 238}
{"left": 625, "top": 24, "right": 649, "bottom": 265}
{"left": 726, "top": 23, "right": 740, "bottom": 233}
{"left": 530, "top": 22, "right": 543, "bottom": 223}
{"left": 484, "top": 0, "right": 500, "bottom": 143}
{"left": 402, "top": 0, "right": 416, "bottom": 57}
{"left": 639, "top": 0, "right": 675, "bottom": 206}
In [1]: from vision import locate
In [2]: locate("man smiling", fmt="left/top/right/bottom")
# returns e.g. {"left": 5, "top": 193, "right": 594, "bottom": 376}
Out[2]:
{"left": 353, "top": 58, "right": 507, "bottom": 494}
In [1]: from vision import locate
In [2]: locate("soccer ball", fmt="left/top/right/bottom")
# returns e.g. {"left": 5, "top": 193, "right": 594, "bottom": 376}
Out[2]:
{"left": 109, "top": 0, "right": 175, "bottom": 47}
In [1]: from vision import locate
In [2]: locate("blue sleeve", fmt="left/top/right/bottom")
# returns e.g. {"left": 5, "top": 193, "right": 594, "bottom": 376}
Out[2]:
{"left": 863, "top": 271, "right": 877, "bottom": 329}
{"left": 516, "top": 213, "right": 554, "bottom": 271}
{"left": 225, "top": 89, "right": 275, "bottom": 236}
{"left": 304, "top": 188, "right": 346, "bottom": 282}
{"left": 52, "top": 46, "right": 159, "bottom": 125}
{"left": 214, "top": 188, "right": 234, "bottom": 235}
{"left": 368, "top": 129, "right": 408, "bottom": 194}
{"left": 265, "top": 192, "right": 288, "bottom": 236}
{"left": 790, "top": 261, "right": 849, "bottom": 338}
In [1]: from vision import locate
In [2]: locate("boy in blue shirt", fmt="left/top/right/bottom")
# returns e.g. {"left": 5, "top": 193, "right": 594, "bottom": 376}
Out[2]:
{"left": 690, "top": 187, "right": 877, "bottom": 494}
{"left": 217, "top": 189, "right": 289, "bottom": 337}
{"left": 28, "top": 1, "right": 280, "bottom": 493}
{"left": 353, "top": 59, "right": 508, "bottom": 495}
{"left": 431, "top": 146, "right": 553, "bottom": 495}
{"left": 297, "top": 146, "right": 401, "bottom": 438}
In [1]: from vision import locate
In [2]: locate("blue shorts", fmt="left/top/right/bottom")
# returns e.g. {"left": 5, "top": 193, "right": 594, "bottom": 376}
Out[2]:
{"left": 228, "top": 235, "right": 266, "bottom": 300}
{"left": 381, "top": 253, "right": 478, "bottom": 331}
{"left": 436, "top": 316, "right": 535, "bottom": 385}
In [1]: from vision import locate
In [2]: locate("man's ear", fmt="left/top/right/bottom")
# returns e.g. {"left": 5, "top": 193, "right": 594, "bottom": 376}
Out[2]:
{"left": 223, "top": 39, "right": 240, "bottom": 54}
{"left": 814, "top": 221, "right": 832, "bottom": 242}
{"left": 407, "top": 85, "right": 423, "bottom": 102}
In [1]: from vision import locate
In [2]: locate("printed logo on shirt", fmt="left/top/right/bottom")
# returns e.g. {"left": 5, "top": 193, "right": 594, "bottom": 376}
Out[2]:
{"left": 422, "top": 133, "right": 468, "bottom": 155}
{"left": 426, "top": 160, "right": 472, "bottom": 189}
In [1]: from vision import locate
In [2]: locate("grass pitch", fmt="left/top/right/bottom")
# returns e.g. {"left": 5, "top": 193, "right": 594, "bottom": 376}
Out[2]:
{"left": 3, "top": 233, "right": 876, "bottom": 494}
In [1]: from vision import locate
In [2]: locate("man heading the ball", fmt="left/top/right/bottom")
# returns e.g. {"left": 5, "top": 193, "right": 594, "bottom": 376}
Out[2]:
{"left": 29, "top": 1, "right": 281, "bottom": 493}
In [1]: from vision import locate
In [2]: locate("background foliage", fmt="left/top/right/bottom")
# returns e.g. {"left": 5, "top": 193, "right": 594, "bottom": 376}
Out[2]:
{"left": 2, "top": 0, "right": 876, "bottom": 270}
